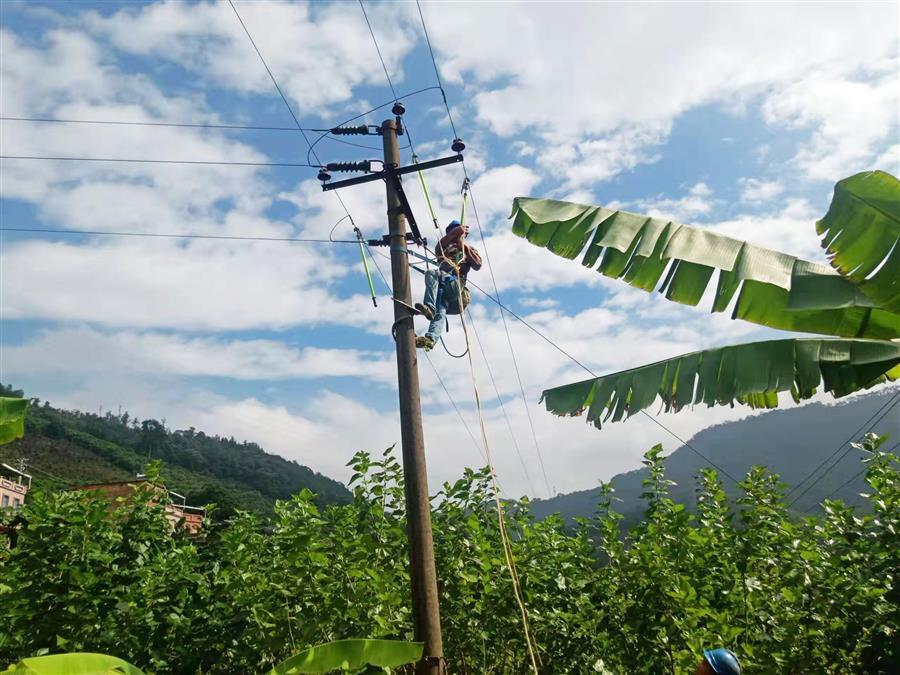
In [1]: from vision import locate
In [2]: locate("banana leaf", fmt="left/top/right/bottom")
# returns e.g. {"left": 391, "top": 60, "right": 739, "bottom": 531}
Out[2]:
{"left": 269, "top": 639, "right": 424, "bottom": 674}
{"left": 816, "top": 170, "right": 900, "bottom": 313}
{"left": 0, "top": 397, "right": 28, "bottom": 445}
{"left": 5, "top": 653, "right": 144, "bottom": 674}
{"left": 541, "top": 338, "right": 900, "bottom": 428}
{"left": 510, "top": 183, "right": 900, "bottom": 339}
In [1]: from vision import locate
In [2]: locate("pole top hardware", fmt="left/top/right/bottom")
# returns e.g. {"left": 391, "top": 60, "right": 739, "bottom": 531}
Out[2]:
{"left": 326, "top": 160, "right": 373, "bottom": 173}
{"left": 329, "top": 124, "right": 377, "bottom": 136}
{"left": 451, "top": 138, "right": 465, "bottom": 153}
{"left": 391, "top": 101, "right": 406, "bottom": 116}
{"left": 367, "top": 232, "right": 417, "bottom": 247}
{"left": 317, "top": 168, "right": 331, "bottom": 182}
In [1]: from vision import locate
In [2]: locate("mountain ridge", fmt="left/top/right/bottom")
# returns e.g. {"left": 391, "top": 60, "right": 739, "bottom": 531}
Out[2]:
{"left": 530, "top": 388, "right": 900, "bottom": 526}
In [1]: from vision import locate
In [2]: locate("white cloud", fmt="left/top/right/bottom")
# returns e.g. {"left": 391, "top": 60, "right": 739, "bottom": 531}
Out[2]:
{"left": 709, "top": 198, "right": 825, "bottom": 263}
{"left": 762, "top": 64, "right": 900, "bottom": 180}
{"left": 0, "top": 237, "right": 378, "bottom": 331}
{"left": 422, "top": 2, "right": 899, "bottom": 188}
{"left": 631, "top": 182, "right": 715, "bottom": 222}
{"left": 739, "top": 178, "right": 784, "bottom": 203}
{"left": 874, "top": 144, "right": 900, "bottom": 177}
{"left": 85, "top": 1, "right": 417, "bottom": 114}
{"left": 2, "top": 326, "right": 395, "bottom": 385}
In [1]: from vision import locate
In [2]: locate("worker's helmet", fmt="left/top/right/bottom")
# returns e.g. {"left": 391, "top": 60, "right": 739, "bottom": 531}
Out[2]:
{"left": 446, "top": 219, "right": 462, "bottom": 234}
{"left": 703, "top": 649, "right": 741, "bottom": 675}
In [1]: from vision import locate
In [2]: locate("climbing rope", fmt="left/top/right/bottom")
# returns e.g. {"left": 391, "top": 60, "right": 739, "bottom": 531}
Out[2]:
{"left": 438, "top": 245, "right": 542, "bottom": 675}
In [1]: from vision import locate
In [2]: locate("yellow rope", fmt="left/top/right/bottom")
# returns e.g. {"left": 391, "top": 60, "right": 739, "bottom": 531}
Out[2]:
{"left": 437, "top": 245, "right": 542, "bottom": 674}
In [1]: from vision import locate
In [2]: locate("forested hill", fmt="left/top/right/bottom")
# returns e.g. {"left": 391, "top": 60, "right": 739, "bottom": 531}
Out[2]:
{"left": 531, "top": 387, "right": 900, "bottom": 527}
{"left": 0, "top": 385, "right": 350, "bottom": 516}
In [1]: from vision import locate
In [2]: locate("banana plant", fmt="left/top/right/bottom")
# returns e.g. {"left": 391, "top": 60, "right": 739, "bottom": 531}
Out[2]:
{"left": 510, "top": 170, "right": 900, "bottom": 427}
{"left": 0, "top": 397, "right": 28, "bottom": 445}
{"left": 268, "top": 639, "right": 424, "bottom": 674}
{"left": 3, "top": 653, "right": 144, "bottom": 674}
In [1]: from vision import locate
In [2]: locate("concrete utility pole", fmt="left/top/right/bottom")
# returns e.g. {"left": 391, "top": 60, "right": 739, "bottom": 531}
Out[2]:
{"left": 381, "top": 117, "right": 444, "bottom": 674}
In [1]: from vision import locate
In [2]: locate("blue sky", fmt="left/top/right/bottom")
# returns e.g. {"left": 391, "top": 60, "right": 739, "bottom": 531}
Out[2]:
{"left": 1, "top": 0, "right": 898, "bottom": 497}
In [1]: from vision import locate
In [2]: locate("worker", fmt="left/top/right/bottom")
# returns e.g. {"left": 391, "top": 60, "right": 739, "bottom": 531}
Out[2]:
{"left": 696, "top": 648, "right": 741, "bottom": 675}
{"left": 415, "top": 219, "right": 482, "bottom": 350}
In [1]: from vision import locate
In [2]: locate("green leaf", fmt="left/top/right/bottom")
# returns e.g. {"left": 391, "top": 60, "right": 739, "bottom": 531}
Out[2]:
{"left": 541, "top": 338, "right": 900, "bottom": 428}
{"left": 816, "top": 170, "right": 900, "bottom": 313}
{"left": 269, "top": 639, "right": 424, "bottom": 674}
{"left": 509, "top": 183, "right": 900, "bottom": 339}
{"left": 6, "top": 653, "right": 144, "bottom": 674}
{"left": 0, "top": 397, "right": 28, "bottom": 445}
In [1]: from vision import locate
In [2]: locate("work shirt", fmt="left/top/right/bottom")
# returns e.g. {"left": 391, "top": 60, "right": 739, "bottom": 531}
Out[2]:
{"left": 435, "top": 228, "right": 483, "bottom": 281}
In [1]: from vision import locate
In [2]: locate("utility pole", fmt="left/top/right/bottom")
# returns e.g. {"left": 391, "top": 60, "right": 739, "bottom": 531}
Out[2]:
{"left": 382, "top": 117, "right": 443, "bottom": 674}
{"left": 320, "top": 108, "right": 464, "bottom": 673}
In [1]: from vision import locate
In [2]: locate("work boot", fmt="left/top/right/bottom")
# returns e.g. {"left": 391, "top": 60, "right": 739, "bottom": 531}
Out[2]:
{"left": 416, "top": 335, "right": 435, "bottom": 351}
{"left": 415, "top": 303, "right": 435, "bottom": 320}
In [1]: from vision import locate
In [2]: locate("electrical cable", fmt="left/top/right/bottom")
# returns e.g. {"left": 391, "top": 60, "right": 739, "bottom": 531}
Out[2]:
{"left": 463, "top": 188, "right": 556, "bottom": 496}
{"left": 466, "top": 309, "right": 538, "bottom": 496}
{"left": 412, "top": 1, "right": 553, "bottom": 496}
{"left": 803, "top": 441, "right": 899, "bottom": 514}
{"left": 415, "top": 0, "right": 458, "bottom": 140}
{"left": 355, "top": 0, "right": 419, "bottom": 163}
{"left": 0, "top": 117, "right": 399, "bottom": 153}
{"left": 423, "top": 352, "right": 488, "bottom": 465}
{"left": 788, "top": 393, "right": 900, "bottom": 508}
{"left": 227, "top": 0, "right": 355, "bottom": 223}
{"left": 0, "top": 115, "right": 312, "bottom": 132}
{"left": 363, "top": 238, "right": 486, "bottom": 464}
{"left": 0, "top": 155, "right": 318, "bottom": 168}
{"left": 358, "top": 0, "right": 398, "bottom": 102}
{"left": 786, "top": 389, "right": 900, "bottom": 498}
{"left": 0, "top": 226, "right": 359, "bottom": 244}
{"left": 305, "top": 86, "right": 441, "bottom": 165}
{"left": 442, "top": 252, "right": 541, "bottom": 675}
{"left": 462, "top": 276, "right": 741, "bottom": 485}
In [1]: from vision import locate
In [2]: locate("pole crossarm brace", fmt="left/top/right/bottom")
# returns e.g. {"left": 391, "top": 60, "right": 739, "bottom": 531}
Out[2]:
{"left": 322, "top": 154, "right": 461, "bottom": 247}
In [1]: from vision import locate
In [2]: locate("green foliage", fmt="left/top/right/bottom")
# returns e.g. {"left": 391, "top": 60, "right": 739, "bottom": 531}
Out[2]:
{"left": 509, "top": 171, "right": 900, "bottom": 423}
{"left": 4, "top": 653, "right": 144, "bottom": 674}
{"left": 268, "top": 639, "right": 422, "bottom": 674}
{"left": 0, "top": 397, "right": 28, "bottom": 446}
{"left": 541, "top": 338, "right": 900, "bottom": 426}
{"left": 1, "top": 444, "right": 897, "bottom": 674}
{"left": 816, "top": 170, "right": 900, "bottom": 313}
{"left": 0, "top": 391, "right": 350, "bottom": 516}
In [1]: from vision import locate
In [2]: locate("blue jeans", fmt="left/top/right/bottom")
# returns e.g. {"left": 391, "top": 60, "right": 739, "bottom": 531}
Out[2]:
{"left": 423, "top": 269, "right": 449, "bottom": 341}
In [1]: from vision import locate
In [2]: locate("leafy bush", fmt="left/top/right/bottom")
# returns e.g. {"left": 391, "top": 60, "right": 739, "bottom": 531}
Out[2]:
{"left": 1, "top": 441, "right": 897, "bottom": 674}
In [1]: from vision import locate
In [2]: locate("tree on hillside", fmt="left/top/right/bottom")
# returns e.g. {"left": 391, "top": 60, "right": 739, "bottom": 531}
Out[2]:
{"left": 509, "top": 170, "right": 900, "bottom": 427}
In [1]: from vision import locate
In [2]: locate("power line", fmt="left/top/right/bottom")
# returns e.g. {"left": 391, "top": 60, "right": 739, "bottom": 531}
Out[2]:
{"left": 415, "top": 0, "right": 458, "bottom": 140}
{"left": 226, "top": 0, "right": 355, "bottom": 223}
{"left": 415, "top": 0, "right": 745, "bottom": 488}
{"left": 463, "top": 277, "right": 741, "bottom": 485}
{"left": 354, "top": 0, "right": 419, "bottom": 163}
{"left": 412, "top": 2, "right": 553, "bottom": 494}
{"left": 0, "top": 226, "right": 360, "bottom": 244}
{"left": 787, "top": 390, "right": 900, "bottom": 498}
{"left": 465, "top": 309, "right": 539, "bottom": 495}
{"left": 0, "top": 115, "right": 307, "bottom": 132}
{"left": 423, "top": 352, "right": 488, "bottom": 465}
{"left": 0, "top": 155, "right": 318, "bottom": 168}
{"left": 788, "top": 393, "right": 900, "bottom": 508}
{"left": 358, "top": 0, "right": 398, "bottom": 102}
{"left": 803, "top": 441, "right": 899, "bottom": 514}
{"left": 305, "top": 86, "right": 439, "bottom": 165}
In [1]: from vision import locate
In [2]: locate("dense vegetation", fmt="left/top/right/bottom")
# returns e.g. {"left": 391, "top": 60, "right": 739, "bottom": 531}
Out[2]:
{"left": 0, "top": 384, "right": 350, "bottom": 515}
{"left": 2, "top": 438, "right": 897, "bottom": 674}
